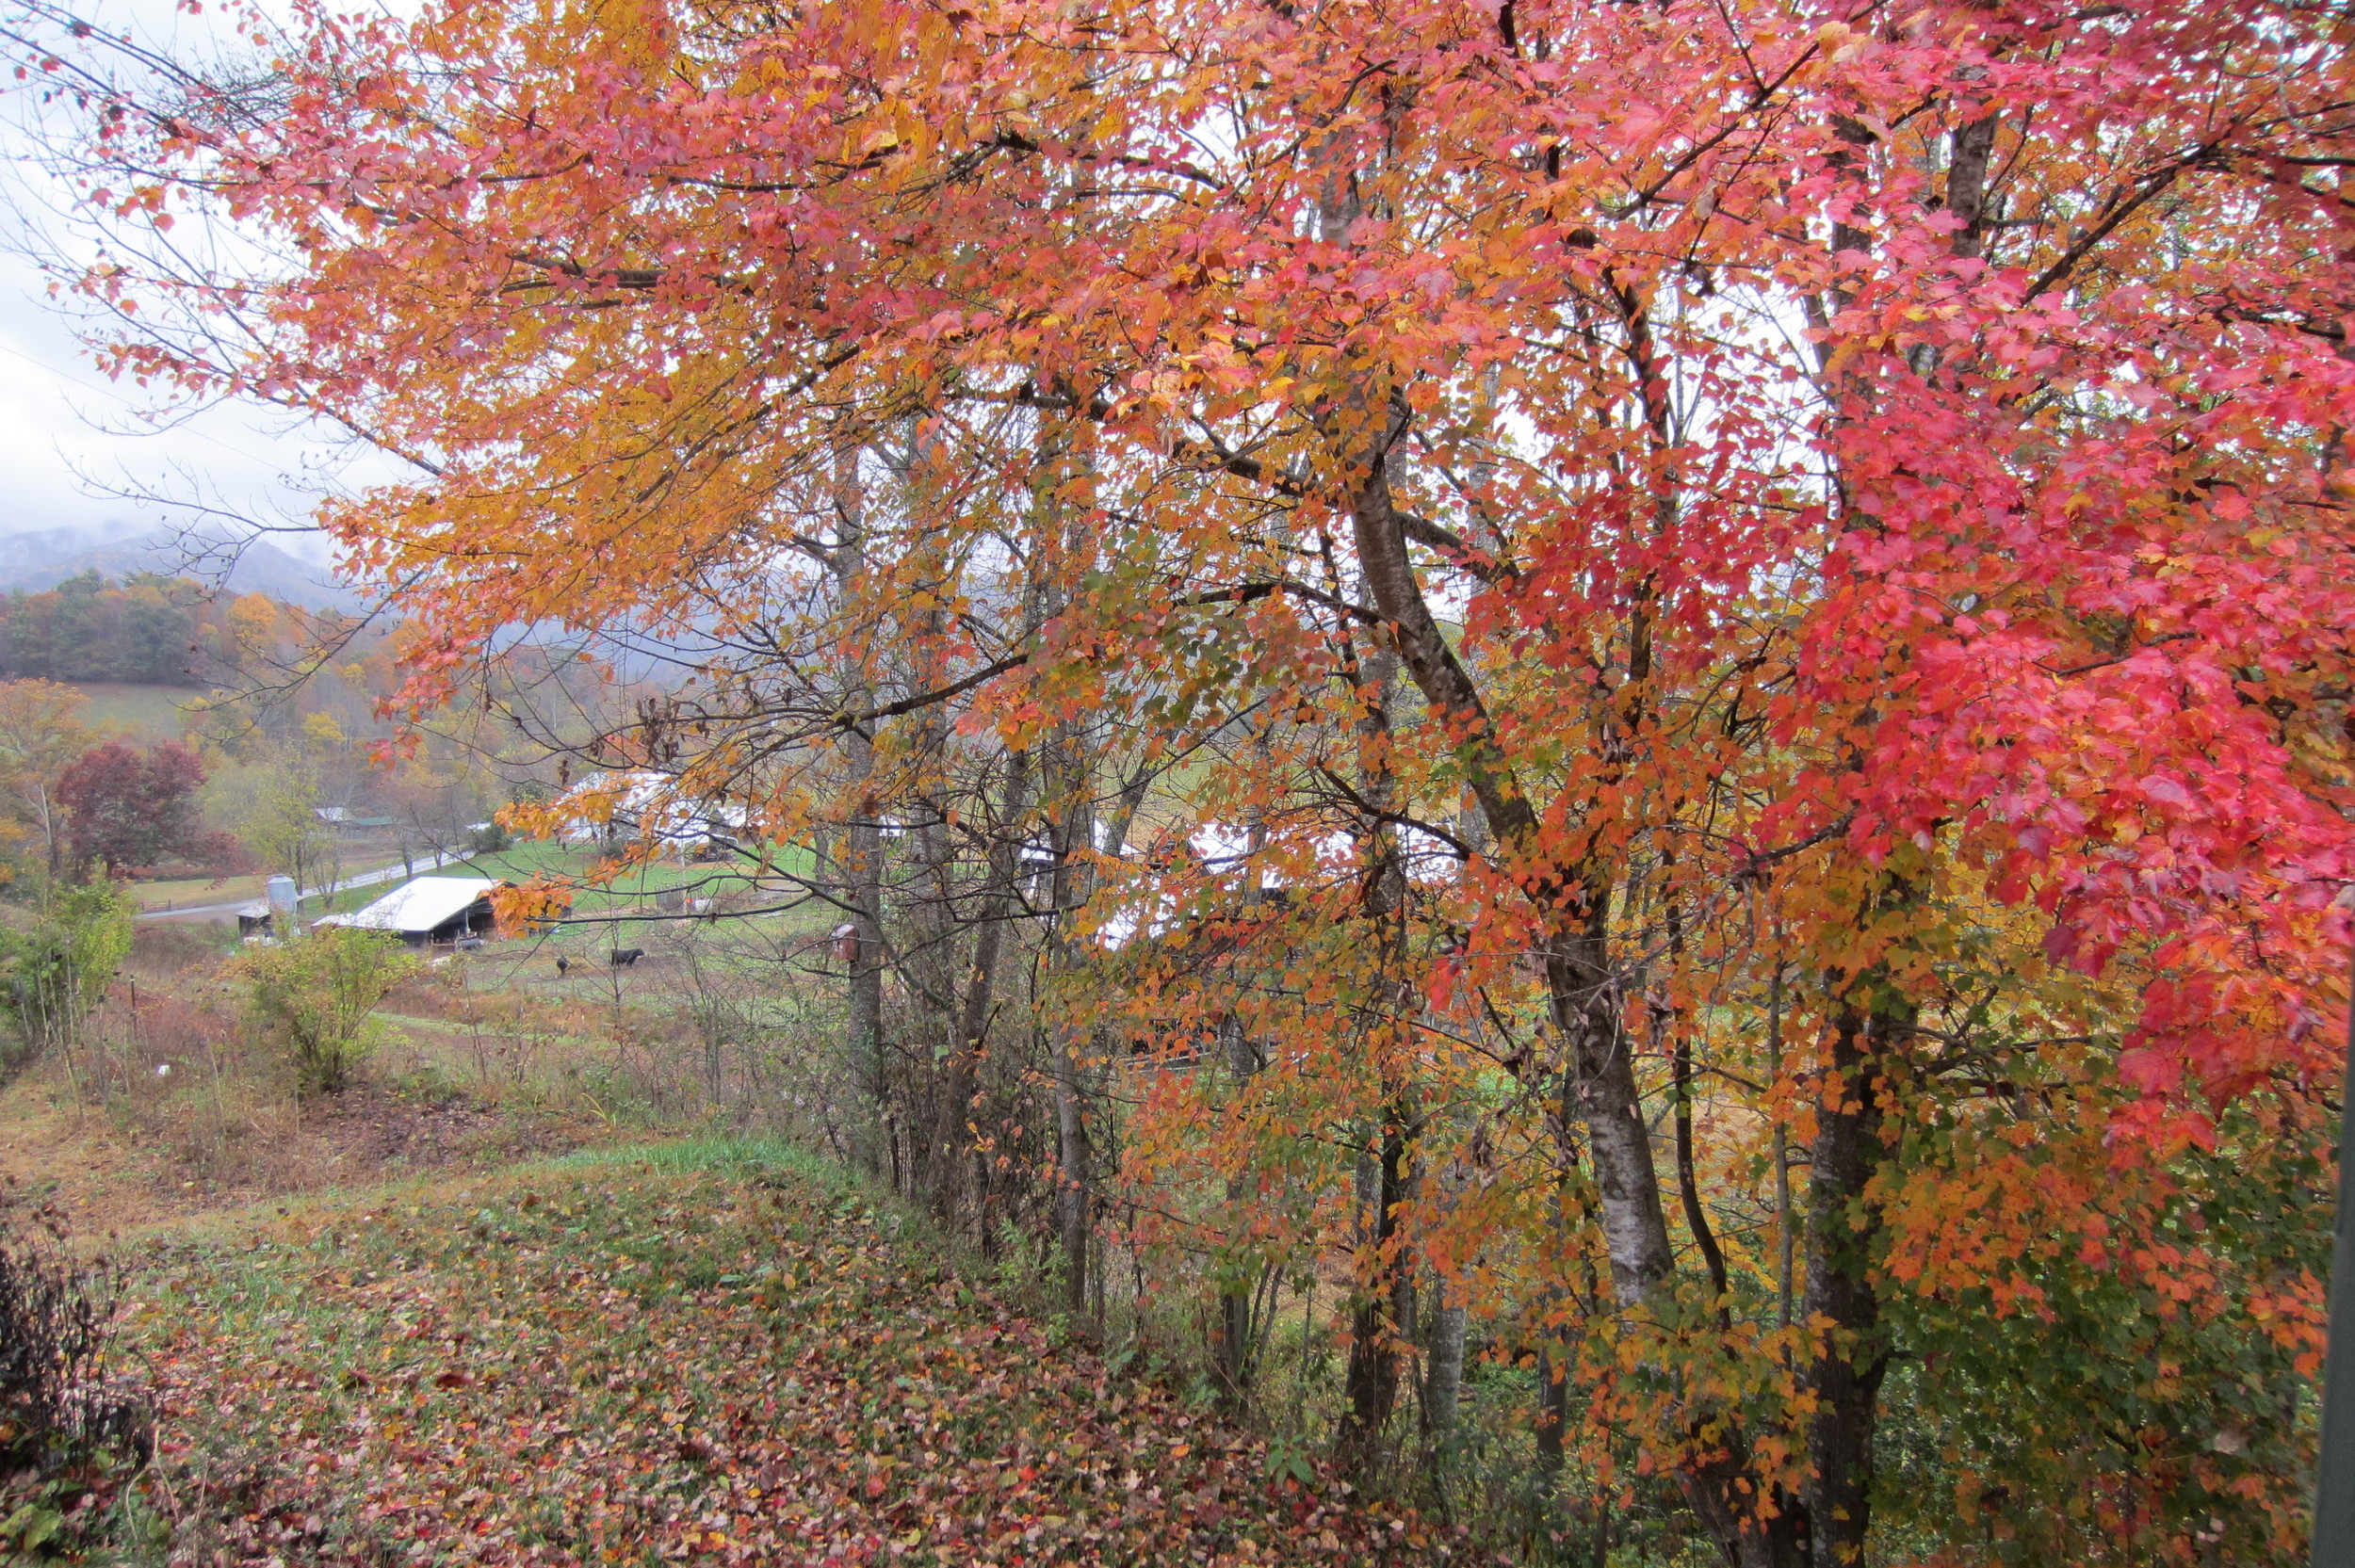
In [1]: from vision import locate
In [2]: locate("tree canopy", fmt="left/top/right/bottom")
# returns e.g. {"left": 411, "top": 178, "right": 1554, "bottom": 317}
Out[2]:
{"left": 57, "top": 738, "right": 207, "bottom": 876}
{"left": 18, "top": 0, "right": 2354, "bottom": 1557}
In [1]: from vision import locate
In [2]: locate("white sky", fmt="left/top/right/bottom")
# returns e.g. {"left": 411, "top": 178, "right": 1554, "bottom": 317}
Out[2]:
{"left": 0, "top": 0, "right": 375, "bottom": 561}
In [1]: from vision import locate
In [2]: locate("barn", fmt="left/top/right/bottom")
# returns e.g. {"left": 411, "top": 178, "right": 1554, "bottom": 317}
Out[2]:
{"left": 312, "top": 877, "right": 505, "bottom": 946}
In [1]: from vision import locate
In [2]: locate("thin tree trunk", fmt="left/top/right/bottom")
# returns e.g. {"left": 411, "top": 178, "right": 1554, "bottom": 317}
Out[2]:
{"left": 1424, "top": 1291, "right": 1467, "bottom": 1436}
{"left": 1340, "top": 649, "right": 1414, "bottom": 1471}
{"left": 846, "top": 804, "right": 886, "bottom": 1176}
{"left": 905, "top": 759, "right": 959, "bottom": 1203}
{"left": 1803, "top": 881, "right": 1915, "bottom": 1568}
{"left": 1343, "top": 1115, "right": 1410, "bottom": 1462}
{"left": 1207, "top": 750, "right": 1282, "bottom": 1407}
{"left": 832, "top": 445, "right": 889, "bottom": 1179}
{"left": 939, "top": 747, "right": 1031, "bottom": 1228}
{"left": 1349, "top": 427, "right": 1796, "bottom": 1567}
{"left": 1022, "top": 409, "right": 1101, "bottom": 1320}
{"left": 1535, "top": 1343, "right": 1569, "bottom": 1473}
{"left": 1422, "top": 794, "right": 1482, "bottom": 1471}
{"left": 1665, "top": 884, "right": 1730, "bottom": 1317}
{"left": 1211, "top": 814, "right": 1265, "bottom": 1405}
{"left": 1045, "top": 742, "right": 1096, "bottom": 1317}
{"left": 1770, "top": 952, "right": 1794, "bottom": 1331}
{"left": 37, "top": 785, "right": 57, "bottom": 881}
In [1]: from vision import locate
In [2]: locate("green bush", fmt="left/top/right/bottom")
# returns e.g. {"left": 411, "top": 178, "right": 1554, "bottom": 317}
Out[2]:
{"left": 0, "top": 881, "right": 133, "bottom": 1085}
{"left": 236, "top": 926, "right": 418, "bottom": 1094}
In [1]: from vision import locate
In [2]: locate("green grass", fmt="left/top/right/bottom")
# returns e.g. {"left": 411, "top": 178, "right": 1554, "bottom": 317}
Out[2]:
{"left": 72, "top": 681, "right": 199, "bottom": 741}
{"left": 434, "top": 841, "right": 585, "bottom": 882}
{"left": 196, "top": 842, "right": 826, "bottom": 926}
{"left": 134, "top": 871, "right": 266, "bottom": 912}
{"left": 545, "top": 1133, "right": 837, "bottom": 1179}
{"left": 283, "top": 844, "right": 731, "bottom": 923}
{"left": 431, "top": 840, "right": 813, "bottom": 915}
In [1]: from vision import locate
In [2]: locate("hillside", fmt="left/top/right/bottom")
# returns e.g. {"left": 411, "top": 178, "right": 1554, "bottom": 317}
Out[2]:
{"left": 0, "top": 525, "right": 360, "bottom": 612}
{"left": 70, "top": 681, "right": 197, "bottom": 742}
{"left": 122, "top": 1143, "right": 1442, "bottom": 1567}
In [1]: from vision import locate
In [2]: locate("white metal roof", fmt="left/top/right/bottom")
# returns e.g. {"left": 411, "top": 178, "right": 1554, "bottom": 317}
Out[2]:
{"left": 314, "top": 877, "right": 500, "bottom": 935}
{"left": 550, "top": 770, "right": 747, "bottom": 846}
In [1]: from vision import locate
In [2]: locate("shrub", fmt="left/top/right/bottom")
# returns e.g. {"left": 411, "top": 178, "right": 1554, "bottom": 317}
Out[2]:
{"left": 0, "top": 881, "right": 134, "bottom": 1086}
{"left": 236, "top": 926, "right": 418, "bottom": 1094}
{"left": 0, "top": 1203, "right": 150, "bottom": 1560}
{"left": 126, "top": 920, "right": 237, "bottom": 978}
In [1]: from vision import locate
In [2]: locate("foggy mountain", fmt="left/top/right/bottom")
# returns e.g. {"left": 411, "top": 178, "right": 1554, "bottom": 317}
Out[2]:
{"left": 0, "top": 524, "right": 362, "bottom": 612}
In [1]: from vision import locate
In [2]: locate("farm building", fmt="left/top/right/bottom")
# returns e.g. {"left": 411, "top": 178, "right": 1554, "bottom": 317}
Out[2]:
{"left": 547, "top": 769, "right": 744, "bottom": 853}
{"left": 313, "top": 876, "right": 504, "bottom": 946}
{"left": 236, "top": 876, "right": 302, "bottom": 941}
{"left": 314, "top": 805, "right": 397, "bottom": 830}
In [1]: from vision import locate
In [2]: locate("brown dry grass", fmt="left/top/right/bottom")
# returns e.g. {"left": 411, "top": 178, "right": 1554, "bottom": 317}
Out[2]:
{"left": 7, "top": 948, "right": 640, "bottom": 1237}
{"left": 7, "top": 914, "right": 830, "bottom": 1240}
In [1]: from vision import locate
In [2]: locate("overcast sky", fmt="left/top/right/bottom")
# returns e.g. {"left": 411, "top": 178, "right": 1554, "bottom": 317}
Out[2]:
{"left": 0, "top": 0, "right": 374, "bottom": 562}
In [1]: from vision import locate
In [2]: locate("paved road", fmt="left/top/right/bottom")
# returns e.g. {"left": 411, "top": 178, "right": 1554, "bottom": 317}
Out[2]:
{"left": 135, "top": 849, "right": 472, "bottom": 922}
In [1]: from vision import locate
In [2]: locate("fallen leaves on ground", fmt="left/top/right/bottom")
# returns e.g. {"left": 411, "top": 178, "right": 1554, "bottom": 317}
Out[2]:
{"left": 124, "top": 1156, "right": 1458, "bottom": 1565}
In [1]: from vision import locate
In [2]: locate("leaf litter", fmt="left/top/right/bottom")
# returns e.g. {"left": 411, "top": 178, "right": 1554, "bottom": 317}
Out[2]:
{"left": 123, "top": 1159, "right": 1456, "bottom": 1565}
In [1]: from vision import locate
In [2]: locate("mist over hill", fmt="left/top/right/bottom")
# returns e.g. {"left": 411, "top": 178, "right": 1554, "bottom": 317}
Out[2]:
{"left": 0, "top": 524, "right": 361, "bottom": 612}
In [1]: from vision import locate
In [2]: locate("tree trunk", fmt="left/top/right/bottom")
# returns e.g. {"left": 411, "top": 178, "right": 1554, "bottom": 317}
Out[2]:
{"left": 831, "top": 445, "right": 889, "bottom": 1179}
{"left": 1044, "top": 746, "right": 1096, "bottom": 1317}
{"left": 939, "top": 746, "right": 1031, "bottom": 1230}
{"left": 1215, "top": 1003, "right": 1272, "bottom": 1403}
{"left": 1347, "top": 429, "right": 1802, "bottom": 1567}
{"left": 1802, "top": 919, "right": 1913, "bottom": 1567}
{"left": 1535, "top": 1343, "right": 1568, "bottom": 1473}
{"left": 1424, "top": 1291, "right": 1467, "bottom": 1437}
{"left": 903, "top": 754, "right": 960, "bottom": 1204}
{"left": 1422, "top": 794, "right": 1481, "bottom": 1471}
{"left": 1343, "top": 1114, "right": 1410, "bottom": 1464}
{"left": 845, "top": 805, "right": 887, "bottom": 1176}
{"left": 1339, "top": 649, "right": 1415, "bottom": 1472}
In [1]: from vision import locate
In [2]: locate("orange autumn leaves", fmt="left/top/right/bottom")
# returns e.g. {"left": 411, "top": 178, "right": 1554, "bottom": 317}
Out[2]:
{"left": 35, "top": 0, "right": 2355, "bottom": 1555}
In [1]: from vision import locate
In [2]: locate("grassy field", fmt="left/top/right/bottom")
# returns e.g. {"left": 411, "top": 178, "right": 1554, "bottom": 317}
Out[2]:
{"left": 70, "top": 681, "right": 200, "bottom": 741}
{"left": 13, "top": 943, "right": 1441, "bottom": 1567}
{"left": 135, "top": 836, "right": 830, "bottom": 920}
{"left": 0, "top": 837, "right": 1484, "bottom": 1565}
{"left": 50, "top": 908, "right": 839, "bottom": 1229}
{"left": 445, "top": 841, "right": 813, "bottom": 902}
{"left": 134, "top": 871, "right": 268, "bottom": 913}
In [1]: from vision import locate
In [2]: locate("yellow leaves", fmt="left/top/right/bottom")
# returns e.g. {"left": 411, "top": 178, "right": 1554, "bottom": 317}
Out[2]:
{"left": 81, "top": 0, "right": 2346, "bottom": 1548}
{"left": 1812, "top": 21, "right": 1867, "bottom": 63}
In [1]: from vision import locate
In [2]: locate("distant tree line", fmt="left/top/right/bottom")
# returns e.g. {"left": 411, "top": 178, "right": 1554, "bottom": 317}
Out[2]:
{"left": 0, "top": 572, "right": 214, "bottom": 687}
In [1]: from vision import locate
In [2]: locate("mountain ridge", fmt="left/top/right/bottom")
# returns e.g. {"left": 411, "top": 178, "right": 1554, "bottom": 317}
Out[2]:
{"left": 0, "top": 525, "right": 360, "bottom": 611}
